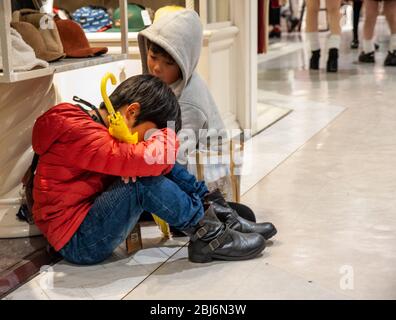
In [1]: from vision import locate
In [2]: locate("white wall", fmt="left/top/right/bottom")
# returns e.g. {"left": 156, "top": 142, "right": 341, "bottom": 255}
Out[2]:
{"left": 53, "top": 59, "right": 142, "bottom": 106}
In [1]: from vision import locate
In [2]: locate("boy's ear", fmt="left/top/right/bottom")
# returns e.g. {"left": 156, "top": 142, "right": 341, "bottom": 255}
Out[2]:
{"left": 126, "top": 102, "right": 140, "bottom": 119}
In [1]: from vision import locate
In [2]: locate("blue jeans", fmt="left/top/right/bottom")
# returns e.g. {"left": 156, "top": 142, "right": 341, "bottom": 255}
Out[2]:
{"left": 59, "top": 164, "right": 208, "bottom": 265}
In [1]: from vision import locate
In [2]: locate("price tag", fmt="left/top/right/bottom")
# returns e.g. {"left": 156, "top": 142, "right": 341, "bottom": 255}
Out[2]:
{"left": 141, "top": 10, "right": 152, "bottom": 26}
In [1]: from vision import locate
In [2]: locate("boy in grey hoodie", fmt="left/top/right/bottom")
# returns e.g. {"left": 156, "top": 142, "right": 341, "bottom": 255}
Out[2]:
{"left": 138, "top": 9, "right": 224, "bottom": 147}
{"left": 138, "top": 9, "right": 266, "bottom": 225}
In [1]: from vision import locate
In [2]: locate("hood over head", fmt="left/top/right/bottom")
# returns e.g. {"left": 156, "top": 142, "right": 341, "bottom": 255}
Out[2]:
{"left": 138, "top": 9, "right": 203, "bottom": 97}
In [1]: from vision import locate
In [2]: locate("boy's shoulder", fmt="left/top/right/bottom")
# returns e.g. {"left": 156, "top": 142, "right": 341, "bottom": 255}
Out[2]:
{"left": 34, "top": 102, "right": 96, "bottom": 136}
{"left": 179, "top": 72, "right": 219, "bottom": 114}
{"left": 180, "top": 72, "right": 210, "bottom": 104}
{"left": 38, "top": 103, "right": 90, "bottom": 123}
{"left": 48, "top": 102, "right": 82, "bottom": 114}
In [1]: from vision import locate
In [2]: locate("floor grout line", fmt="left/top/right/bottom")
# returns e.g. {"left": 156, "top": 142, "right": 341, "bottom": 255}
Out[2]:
{"left": 241, "top": 106, "right": 347, "bottom": 197}
{"left": 121, "top": 241, "right": 189, "bottom": 300}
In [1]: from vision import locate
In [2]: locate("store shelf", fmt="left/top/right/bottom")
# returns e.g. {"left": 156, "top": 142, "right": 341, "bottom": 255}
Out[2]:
{"left": 86, "top": 32, "right": 139, "bottom": 43}
{"left": 0, "top": 0, "right": 130, "bottom": 84}
{"left": 0, "top": 54, "right": 127, "bottom": 83}
{"left": 85, "top": 27, "right": 236, "bottom": 43}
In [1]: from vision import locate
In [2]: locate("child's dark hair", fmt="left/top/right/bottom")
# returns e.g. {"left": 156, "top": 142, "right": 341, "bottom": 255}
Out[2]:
{"left": 147, "top": 40, "right": 175, "bottom": 63}
{"left": 100, "top": 74, "right": 181, "bottom": 132}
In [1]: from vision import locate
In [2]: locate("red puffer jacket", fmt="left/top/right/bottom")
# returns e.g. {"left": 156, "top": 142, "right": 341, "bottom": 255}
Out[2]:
{"left": 32, "top": 103, "right": 179, "bottom": 251}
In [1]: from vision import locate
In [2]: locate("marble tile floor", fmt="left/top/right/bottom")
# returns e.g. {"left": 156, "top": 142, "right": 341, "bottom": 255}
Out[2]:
{"left": 0, "top": 236, "right": 47, "bottom": 274}
{"left": 4, "top": 32, "right": 396, "bottom": 300}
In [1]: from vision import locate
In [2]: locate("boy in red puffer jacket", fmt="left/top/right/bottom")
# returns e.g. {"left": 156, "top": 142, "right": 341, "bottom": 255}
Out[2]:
{"left": 32, "top": 74, "right": 267, "bottom": 265}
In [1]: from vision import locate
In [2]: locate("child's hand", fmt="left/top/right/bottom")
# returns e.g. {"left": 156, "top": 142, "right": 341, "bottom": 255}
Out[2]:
{"left": 108, "top": 112, "right": 138, "bottom": 144}
{"left": 122, "top": 176, "right": 137, "bottom": 184}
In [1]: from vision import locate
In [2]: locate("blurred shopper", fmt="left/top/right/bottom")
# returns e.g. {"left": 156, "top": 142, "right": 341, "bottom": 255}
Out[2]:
{"left": 351, "top": 0, "right": 363, "bottom": 48}
{"left": 359, "top": 0, "right": 396, "bottom": 66}
{"left": 269, "top": 0, "right": 283, "bottom": 38}
{"left": 281, "top": 0, "right": 301, "bottom": 32}
{"left": 306, "top": 0, "right": 342, "bottom": 72}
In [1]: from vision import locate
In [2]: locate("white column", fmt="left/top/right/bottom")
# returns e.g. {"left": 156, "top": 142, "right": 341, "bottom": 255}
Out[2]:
{"left": 0, "top": 76, "right": 55, "bottom": 238}
{"left": 0, "top": 0, "right": 13, "bottom": 82}
{"left": 230, "top": 0, "right": 257, "bottom": 132}
{"left": 119, "top": 0, "right": 128, "bottom": 55}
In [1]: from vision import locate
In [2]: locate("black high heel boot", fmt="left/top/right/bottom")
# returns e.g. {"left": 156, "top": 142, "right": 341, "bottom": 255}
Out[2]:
{"left": 350, "top": 39, "right": 359, "bottom": 49}
{"left": 327, "top": 48, "right": 339, "bottom": 73}
{"left": 184, "top": 205, "right": 266, "bottom": 263}
{"left": 310, "top": 49, "right": 321, "bottom": 70}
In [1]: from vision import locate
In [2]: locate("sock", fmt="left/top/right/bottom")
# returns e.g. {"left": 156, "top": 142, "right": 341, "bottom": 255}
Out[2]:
{"left": 363, "top": 39, "right": 375, "bottom": 53}
{"left": 306, "top": 32, "right": 320, "bottom": 51}
{"left": 328, "top": 34, "right": 341, "bottom": 50}
{"left": 390, "top": 34, "right": 396, "bottom": 52}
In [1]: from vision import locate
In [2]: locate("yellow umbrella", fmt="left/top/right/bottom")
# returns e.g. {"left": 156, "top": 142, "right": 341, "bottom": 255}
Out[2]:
{"left": 101, "top": 73, "right": 139, "bottom": 144}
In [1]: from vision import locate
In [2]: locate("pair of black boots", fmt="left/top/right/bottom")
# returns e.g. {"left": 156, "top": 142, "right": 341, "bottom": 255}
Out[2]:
{"left": 310, "top": 48, "right": 339, "bottom": 73}
{"left": 359, "top": 50, "right": 396, "bottom": 67}
{"left": 184, "top": 189, "right": 277, "bottom": 263}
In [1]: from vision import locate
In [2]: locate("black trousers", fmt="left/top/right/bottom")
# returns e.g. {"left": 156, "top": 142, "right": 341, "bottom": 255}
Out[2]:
{"left": 269, "top": 5, "right": 281, "bottom": 26}
{"left": 353, "top": 0, "right": 363, "bottom": 40}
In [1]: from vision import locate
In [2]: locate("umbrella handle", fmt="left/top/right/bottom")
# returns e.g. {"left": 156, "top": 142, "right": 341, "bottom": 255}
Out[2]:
{"left": 101, "top": 73, "right": 117, "bottom": 115}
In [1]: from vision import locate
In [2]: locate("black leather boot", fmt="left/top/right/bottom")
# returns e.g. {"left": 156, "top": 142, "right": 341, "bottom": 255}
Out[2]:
{"left": 310, "top": 49, "right": 321, "bottom": 70}
{"left": 170, "top": 202, "right": 257, "bottom": 238}
{"left": 229, "top": 202, "right": 256, "bottom": 222}
{"left": 327, "top": 48, "right": 338, "bottom": 73}
{"left": 384, "top": 50, "right": 396, "bottom": 67}
{"left": 359, "top": 51, "right": 375, "bottom": 63}
{"left": 184, "top": 206, "right": 266, "bottom": 263}
{"left": 350, "top": 39, "right": 359, "bottom": 49}
{"left": 203, "top": 189, "right": 277, "bottom": 240}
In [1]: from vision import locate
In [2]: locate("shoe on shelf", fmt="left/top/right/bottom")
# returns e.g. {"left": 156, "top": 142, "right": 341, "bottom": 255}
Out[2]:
{"left": 384, "top": 50, "right": 396, "bottom": 67}
{"left": 309, "top": 49, "right": 321, "bottom": 70}
{"left": 327, "top": 48, "right": 339, "bottom": 73}
{"left": 350, "top": 39, "right": 359, "bottom": 49}
{"left": 359, "top": 51, "right": 375, "bottom": 63}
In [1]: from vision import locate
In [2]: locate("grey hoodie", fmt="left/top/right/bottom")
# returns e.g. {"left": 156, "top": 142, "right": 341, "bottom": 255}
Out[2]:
{"left": 138, "top": 9, "right": 226, "bottom": 148}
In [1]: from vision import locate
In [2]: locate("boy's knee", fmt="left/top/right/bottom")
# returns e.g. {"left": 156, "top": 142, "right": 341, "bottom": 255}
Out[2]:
{"left": 61, "top": 251, "right": 110, "bottom": 266}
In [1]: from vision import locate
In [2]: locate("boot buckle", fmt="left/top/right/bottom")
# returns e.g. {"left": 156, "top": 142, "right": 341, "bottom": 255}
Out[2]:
{"left": 191, "top": 226, "right": 208, "bottom": 241}
{"left": 197, "top": 226, "right": 208, "bottom": 239}
{"left": 209, "top": 238, "right": 221, "bottom": 251}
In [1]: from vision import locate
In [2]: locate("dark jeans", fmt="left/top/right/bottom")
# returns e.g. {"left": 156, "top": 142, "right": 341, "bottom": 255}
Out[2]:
{"left": 59, "top": 164, "right": 208, "bottom": 265}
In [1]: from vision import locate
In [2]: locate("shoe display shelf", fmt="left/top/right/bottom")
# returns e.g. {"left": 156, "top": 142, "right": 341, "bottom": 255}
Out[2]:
{"left": 0, "top": 0, "right": 129, "bottom": 83}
